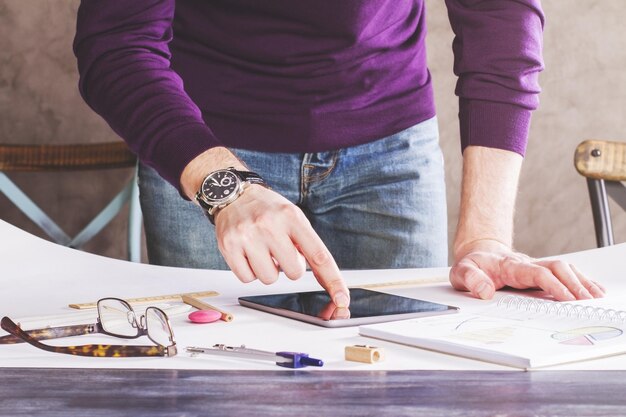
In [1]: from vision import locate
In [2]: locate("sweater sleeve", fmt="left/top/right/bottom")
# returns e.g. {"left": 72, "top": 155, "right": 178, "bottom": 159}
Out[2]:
{"left": 445, "top": 0, "right": 545, "bottom": 155}
{"left": 73, "top": 0, "right": 221, "bottom": 192}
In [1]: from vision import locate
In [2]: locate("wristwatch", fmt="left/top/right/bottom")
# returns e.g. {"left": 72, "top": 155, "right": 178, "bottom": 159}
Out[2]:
{"left": 195, "top": 167, "right": 267, "bottom": 224}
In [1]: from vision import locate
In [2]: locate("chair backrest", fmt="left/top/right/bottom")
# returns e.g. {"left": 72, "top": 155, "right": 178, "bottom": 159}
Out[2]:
{"left": 0, "top": 142, "right": 136, "bottom": 171}
{"left": 0, "top": 142, "right": 142, "bottom": 261}
{"left": 575, "top": 139, "right": 626, "bottom": 247}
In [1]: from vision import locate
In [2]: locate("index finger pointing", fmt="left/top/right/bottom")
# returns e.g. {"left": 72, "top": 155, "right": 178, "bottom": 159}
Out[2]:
{"left": 290, "top": 225, "right": 350, "bottom": 307}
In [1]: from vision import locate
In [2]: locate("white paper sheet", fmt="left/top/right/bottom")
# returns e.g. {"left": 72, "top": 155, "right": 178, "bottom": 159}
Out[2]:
{"left": 1, "top": 219, "right": 626, "bottom": 371}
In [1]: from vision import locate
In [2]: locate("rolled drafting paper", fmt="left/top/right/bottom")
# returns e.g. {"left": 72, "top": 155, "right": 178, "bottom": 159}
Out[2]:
{"left": 345, "top": 345, "right": 385, "bottom": 364}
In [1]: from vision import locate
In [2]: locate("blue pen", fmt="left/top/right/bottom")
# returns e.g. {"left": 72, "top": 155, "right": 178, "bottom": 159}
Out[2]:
{"left": 186, "top": 344, "right": 324, "bottom": 368}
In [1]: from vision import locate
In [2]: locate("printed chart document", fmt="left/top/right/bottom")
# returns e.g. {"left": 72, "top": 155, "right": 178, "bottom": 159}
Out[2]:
{"left": 360, "top": 295, "right": 626, "bottom": 369}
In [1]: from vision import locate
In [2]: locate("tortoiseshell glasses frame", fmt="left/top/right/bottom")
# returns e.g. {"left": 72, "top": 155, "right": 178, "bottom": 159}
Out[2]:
{"left": 0, "top": 297, "right": 177, "bottom": 357}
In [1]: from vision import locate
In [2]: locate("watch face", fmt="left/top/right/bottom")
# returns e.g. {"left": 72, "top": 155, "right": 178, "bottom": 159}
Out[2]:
{"left": 201, "top": 170, "right": 241, "bottom": 204}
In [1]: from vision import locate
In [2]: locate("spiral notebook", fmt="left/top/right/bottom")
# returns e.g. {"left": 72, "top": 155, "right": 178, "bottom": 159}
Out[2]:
{"left": 360, "top": 295, "right": 626, "bottom": 369}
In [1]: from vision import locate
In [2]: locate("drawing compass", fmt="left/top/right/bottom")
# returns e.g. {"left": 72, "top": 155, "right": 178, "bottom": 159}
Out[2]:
{"left": 186, "top": 344, "right": 324, "bottom": 368}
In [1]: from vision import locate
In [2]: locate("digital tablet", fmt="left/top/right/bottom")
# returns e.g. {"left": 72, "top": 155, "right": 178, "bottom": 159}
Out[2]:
{"left": 238, "top": 288, "right": 459, "bottom": 328}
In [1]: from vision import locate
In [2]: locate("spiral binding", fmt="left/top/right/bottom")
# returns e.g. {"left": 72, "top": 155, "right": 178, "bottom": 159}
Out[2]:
{"left": 497, "top": 295, "right": 626, "bottom": 324}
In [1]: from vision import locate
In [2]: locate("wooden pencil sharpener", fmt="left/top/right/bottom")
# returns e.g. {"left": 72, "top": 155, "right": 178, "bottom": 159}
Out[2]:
{"left": 345, "top": 345, "right": 385, "bottom": 364}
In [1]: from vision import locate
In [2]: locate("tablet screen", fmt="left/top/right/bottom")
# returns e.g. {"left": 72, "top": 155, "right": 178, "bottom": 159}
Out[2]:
{"left": 238, "top": 288, "right": 458, "bottom": 327}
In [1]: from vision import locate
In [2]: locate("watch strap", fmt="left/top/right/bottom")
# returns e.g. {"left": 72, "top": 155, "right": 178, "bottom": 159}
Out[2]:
{"left": 237, "top": 170, "right": 265, "bottom": 185}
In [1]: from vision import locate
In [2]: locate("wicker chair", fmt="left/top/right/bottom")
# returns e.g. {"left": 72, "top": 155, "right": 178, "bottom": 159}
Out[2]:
{"left": 575, "top": 139, "right": 626, "bottom": 247}
{"left": 0, "top": 142, "right": 142, "bottom": 261}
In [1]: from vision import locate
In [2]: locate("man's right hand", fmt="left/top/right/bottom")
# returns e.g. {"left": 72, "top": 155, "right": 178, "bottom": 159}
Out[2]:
{"left": 180, "top": 147, "right": 350, "bottom": 308}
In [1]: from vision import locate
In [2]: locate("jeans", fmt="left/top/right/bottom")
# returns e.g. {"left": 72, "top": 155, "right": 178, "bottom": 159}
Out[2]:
{"left": 138, "top": 116, "right": 448, "bottom": 270}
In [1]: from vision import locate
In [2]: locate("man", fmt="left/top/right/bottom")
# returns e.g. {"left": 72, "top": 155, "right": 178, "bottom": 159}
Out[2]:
{"left": 74, "top": 0, "right": 604, "bottom": 307}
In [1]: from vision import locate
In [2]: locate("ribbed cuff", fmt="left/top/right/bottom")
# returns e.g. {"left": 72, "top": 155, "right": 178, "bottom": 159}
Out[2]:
{"left": 459, "top": 98, "right": 532, "bottom": 156}
{"left": 150, "top": 123, "right": 222, "bottom": 198}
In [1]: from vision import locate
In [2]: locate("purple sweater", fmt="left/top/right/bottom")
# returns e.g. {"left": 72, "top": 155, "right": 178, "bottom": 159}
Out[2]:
{"left": 74, "top": 0, "right": 544, "bottom": 191}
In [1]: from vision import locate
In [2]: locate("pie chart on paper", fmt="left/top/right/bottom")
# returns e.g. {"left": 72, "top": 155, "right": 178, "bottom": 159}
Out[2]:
{"left": 551, "top": 326, "right": 623, "bottom": 346}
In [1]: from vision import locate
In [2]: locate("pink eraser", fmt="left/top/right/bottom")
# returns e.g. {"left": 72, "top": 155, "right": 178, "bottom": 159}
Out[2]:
{"left": 188, "top": 309, "right": 221, "bottom": 324}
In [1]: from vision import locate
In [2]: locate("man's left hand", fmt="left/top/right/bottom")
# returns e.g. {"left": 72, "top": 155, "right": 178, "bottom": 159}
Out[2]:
{"left": 449, "top": 238, "right": 605, "bottom": 301}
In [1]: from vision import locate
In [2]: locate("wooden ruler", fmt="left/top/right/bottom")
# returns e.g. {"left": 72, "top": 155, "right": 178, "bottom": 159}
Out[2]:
{"left": 353, "top": 276, "right": 448, "bottom": 290}
{"left": 68, "top": 290, "right": 220, "bottom": 310}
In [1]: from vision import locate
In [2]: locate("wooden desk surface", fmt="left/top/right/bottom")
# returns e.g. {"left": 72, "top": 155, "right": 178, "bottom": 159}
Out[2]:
{"left": 2, "top": 368, "right": 625, "bottom": 417}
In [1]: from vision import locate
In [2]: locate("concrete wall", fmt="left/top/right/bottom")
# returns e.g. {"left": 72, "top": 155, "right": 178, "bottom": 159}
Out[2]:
{"left": 1, "top": 1, "right": 625, "bottom": 264}
{"left": 0, "top": 1, "right": 137, "bottom": 260}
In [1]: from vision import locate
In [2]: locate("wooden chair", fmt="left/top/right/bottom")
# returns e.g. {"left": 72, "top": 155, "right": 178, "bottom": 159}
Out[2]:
{"left": 574, "top": 139, "right": 626, "bottom": 247}
{"left": 0, "top": 142, "right": 142, "bottom": 261}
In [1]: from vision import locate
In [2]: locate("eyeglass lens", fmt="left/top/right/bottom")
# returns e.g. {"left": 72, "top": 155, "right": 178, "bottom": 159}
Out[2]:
{"left": 145, "top": 307, "right": 172, "bottom": 347}
{"left": 97, "top": 298, "right": 139, "bottom": 337}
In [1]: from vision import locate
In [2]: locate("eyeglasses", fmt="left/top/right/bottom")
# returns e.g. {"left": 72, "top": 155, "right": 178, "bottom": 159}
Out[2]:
{"left": 0, "top": 297, "right": 177, "bottom": 357}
